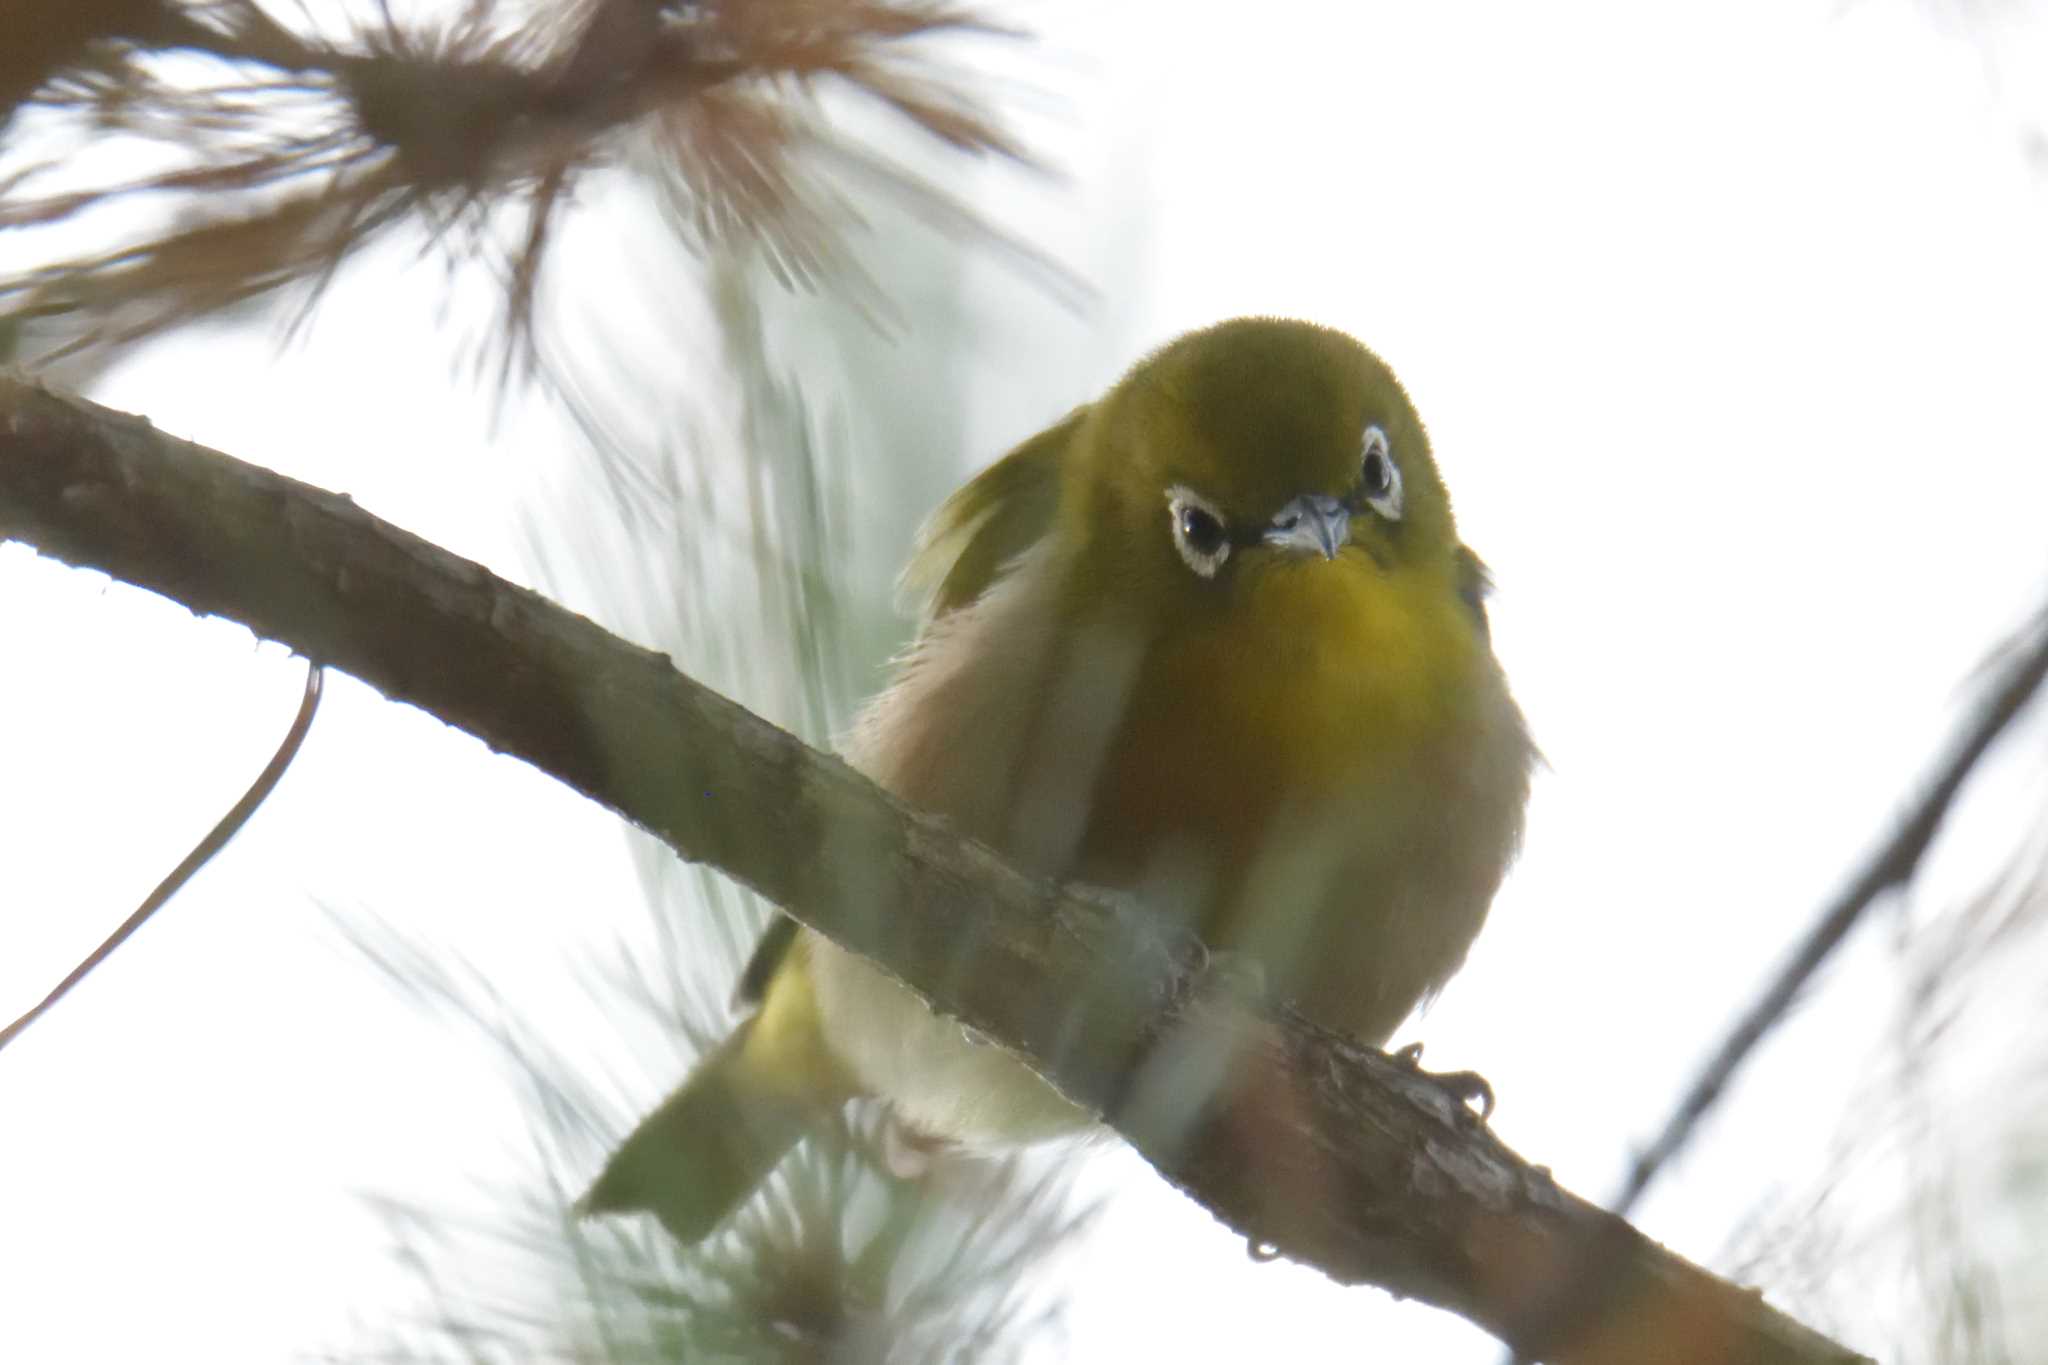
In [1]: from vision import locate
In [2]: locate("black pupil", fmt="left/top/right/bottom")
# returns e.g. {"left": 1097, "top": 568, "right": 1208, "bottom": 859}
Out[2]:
{"left": 1363, "top": 449, "right": 1390, "bottom": 495}
{"left": 1180, "top": 505, "right": 1225, "bottom": 556}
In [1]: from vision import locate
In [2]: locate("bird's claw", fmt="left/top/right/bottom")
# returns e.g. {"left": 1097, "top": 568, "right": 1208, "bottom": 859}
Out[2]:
{"left": 1194, "top": 948, "right": 1268, "bottom": 1005}
{"left": 1392, "top": 1041, "right": 1495, "bottom": 1122}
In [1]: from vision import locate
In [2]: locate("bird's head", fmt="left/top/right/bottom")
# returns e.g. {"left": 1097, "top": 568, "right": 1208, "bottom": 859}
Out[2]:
{"left": 1065, "top": 317, "right": 1463, "bottom": 624}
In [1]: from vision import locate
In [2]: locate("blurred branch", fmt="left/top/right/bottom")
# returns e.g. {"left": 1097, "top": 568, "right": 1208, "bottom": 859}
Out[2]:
{"left": 1612, "top": 604, "right": 2048, "bottom": 1219}
{"left": 0, "top": 377, "right": 1869, "bottom": 1365}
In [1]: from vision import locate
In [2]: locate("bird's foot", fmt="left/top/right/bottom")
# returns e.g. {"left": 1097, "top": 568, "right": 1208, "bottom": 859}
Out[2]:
{"left": 1189, "top": 946, "right": 1269, "bottom": 1007}
{"left": 1391, "top": 1041, "right": 1495, "bottom": 1122}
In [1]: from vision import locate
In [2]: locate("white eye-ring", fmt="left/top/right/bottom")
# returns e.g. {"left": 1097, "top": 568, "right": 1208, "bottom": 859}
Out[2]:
{"left": 1359, "top": 425, "right": 1402, "bottom": 522}
{"left": 1165, "top": 484, "right": 1231, "bottom": 578}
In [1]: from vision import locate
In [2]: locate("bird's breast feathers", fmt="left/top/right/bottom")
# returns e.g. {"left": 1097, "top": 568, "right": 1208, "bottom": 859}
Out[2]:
{"left": 808, "top": 537, "right": 1530, "bottom": 1138}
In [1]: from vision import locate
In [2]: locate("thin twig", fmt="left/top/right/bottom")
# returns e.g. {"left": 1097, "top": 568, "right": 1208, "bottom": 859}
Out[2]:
{"left": 0, "top": 659, "right": 324, "bottom": 1055}
{"left": 1491, "top": 618, "right": 2048, "bottom": 1365}
{"left": 1612, "top": 603, "right": 2048, "bottom": 1217}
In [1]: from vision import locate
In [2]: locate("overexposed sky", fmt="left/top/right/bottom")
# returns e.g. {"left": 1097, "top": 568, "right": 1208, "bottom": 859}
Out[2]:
{"left": 6, "top": 1, "right": 2048, "bottom": 1360}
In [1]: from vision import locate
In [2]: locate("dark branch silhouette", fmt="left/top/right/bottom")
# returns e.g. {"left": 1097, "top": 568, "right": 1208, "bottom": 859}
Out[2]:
{"left": 1614, "top": 604, "right": 2048, "bottom": 1218}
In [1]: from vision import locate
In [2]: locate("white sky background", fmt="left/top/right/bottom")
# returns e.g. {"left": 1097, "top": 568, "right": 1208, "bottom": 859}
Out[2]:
{"left": 5, "top": 0, "right": 2048, "bottom": 1360}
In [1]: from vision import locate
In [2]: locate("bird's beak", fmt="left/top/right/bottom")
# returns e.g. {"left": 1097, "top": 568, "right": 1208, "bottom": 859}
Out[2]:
{"left": 1262, "top": 494, "right": 1350, "bottom": 561}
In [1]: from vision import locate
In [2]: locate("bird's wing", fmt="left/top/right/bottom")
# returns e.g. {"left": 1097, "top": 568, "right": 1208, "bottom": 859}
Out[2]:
{"left": 1455, "top": 544, "right": 1494, "bottom": 639}
{"left": 733, "top": 912, "right": 800, "bottom": 1008}
{"left": 737, "top": 409, "right": 1084, "bottom": 1007}
{"left": 899, "top": 406, "right": 1084, "bottom": 621}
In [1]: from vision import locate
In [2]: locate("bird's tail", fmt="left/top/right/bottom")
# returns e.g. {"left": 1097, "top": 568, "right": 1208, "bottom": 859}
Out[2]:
{"left": 580, "top": 952, "right": 848, "bottom": 1243}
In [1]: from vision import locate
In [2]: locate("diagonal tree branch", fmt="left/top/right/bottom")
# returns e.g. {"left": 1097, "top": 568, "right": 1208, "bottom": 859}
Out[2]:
{"left": 0, "top": 375, "right": 1869, "bottom": 1365}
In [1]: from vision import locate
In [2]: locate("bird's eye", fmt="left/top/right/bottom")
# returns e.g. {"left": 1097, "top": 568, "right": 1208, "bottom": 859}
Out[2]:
{"left": 1358, "top": 425, "right": 1403, "bottom": 522}
{"left": 1166, "top": 486, "right": 1231, "bottom": 578}
{"left": 1181, "top": 505, "right": 1225, "bottom": 555}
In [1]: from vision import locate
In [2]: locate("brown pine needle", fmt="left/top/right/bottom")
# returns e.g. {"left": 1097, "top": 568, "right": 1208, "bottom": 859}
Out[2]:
{"left": 0, "top": 0, "right": 1059, "bottom": 378}
{"left": 0, "top": 659, "right": 324, "bottom": 1055}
